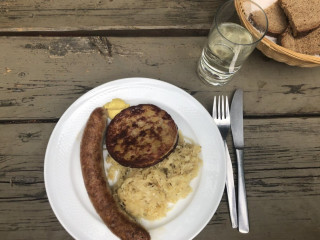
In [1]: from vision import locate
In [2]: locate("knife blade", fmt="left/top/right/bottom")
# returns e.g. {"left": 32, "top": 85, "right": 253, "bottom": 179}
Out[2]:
{"left": 230, "top": 89, "right": 249, "bottom": 233}
{"left": 230, "top": 89, "right": 244, "bottom": 148}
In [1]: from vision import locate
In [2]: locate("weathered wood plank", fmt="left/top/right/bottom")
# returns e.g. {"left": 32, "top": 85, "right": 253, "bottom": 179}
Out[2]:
{"left": 199, "top": 198, "right": 320, "bottom": 240}
{"left": 0, "top": 117, "right": 319, "bottom": 239}
{"left": 0, "top": 0, "right": 224, "bottom": 33}
{"left": 1, "top": 36, "right": 320, "bottom": 120}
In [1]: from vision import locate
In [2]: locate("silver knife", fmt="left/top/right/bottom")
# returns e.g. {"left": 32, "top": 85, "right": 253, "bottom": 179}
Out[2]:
{"left": 230, "top": 89, "right": 249, "bottom": 233}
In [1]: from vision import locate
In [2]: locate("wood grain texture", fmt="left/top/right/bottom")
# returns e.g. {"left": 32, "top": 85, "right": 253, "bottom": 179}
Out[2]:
{"left": 0, "top": 118, "right": 319, "bottom": 239}
{"left": 0, "top": 0, "right": 224, "bottom": 33}
{"left": 1, "top": 36, "right": 320, "bottom": 120}
{"left": 0, "top": 1, "right": 319, "bottom": 240}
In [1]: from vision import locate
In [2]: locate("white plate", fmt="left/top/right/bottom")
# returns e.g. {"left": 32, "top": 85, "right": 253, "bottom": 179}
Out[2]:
{"left": 44, "top": 78, "right": 226, "bottom": 240}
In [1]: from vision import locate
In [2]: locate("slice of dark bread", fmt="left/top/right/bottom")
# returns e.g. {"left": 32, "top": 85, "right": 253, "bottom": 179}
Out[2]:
{"left": 279, "top": 26, "right": 320, "bottom": 55}
{"left": 279, "top": 0, "right": 320, "bottom": 36}
{"left": 251, "top": 1, "right": 288, "bottom": 37}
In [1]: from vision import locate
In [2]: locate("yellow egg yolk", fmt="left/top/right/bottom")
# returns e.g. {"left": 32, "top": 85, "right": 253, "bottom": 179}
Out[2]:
{"left": 103, "top": 98, "right": 130, "bottom": 119}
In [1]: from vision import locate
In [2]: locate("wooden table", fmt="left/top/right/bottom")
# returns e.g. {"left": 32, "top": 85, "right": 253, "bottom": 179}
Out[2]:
{"left": 1, "top": 1, "right": 319, "bottom": 239}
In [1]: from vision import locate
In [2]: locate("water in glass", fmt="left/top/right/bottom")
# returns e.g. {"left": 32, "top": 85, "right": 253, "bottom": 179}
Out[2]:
{"left": 198, "top": 22, "right": 254, "bottom": 86}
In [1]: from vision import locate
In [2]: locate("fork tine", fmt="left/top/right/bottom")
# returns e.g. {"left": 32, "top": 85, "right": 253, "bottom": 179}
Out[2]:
{"left": 222, "top": 95, "right": 225, "bottom": 119}
{"left": 226, "top": 96, "right": 230, "bottom": 119}
{"left": 213, "top": 96, "right": 217, "bottom": 119}
{"left": 218, "top": 96, "right": 221, "bottom": 119}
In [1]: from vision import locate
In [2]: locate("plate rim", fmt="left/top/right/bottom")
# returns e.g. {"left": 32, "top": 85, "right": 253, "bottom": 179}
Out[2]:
{"left": 44, "top": 77, "right": 226, "bottom": 240}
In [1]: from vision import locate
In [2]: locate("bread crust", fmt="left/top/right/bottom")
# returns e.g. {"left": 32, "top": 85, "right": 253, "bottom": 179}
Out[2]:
{"left": 279, "top": 26, "right": 320, "bottom": 55}
{"left": 251, "top": 1, "right": 287, "bottom": 37}
{"left": 80, "top": 107, "right": 150, "bottom": 240}
{"left": 279, "top": 0, "right": 320, "bottom": 36}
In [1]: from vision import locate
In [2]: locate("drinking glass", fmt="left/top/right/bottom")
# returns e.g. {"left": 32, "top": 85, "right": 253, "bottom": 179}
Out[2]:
{"left": 197, "top": 0, "right": 268, "bottom": 86}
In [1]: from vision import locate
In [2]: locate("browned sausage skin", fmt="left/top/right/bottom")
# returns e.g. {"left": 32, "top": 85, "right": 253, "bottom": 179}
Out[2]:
{"left": 80, "top": 107, "right": 150, "bottom": 240}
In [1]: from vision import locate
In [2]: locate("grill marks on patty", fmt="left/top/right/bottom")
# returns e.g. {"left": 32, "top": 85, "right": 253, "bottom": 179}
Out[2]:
{"left": 106, "top": 104, "right": 178, "bottom": 168}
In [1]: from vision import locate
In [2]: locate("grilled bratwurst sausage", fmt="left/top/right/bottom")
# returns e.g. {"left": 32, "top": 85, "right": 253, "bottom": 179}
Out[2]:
{"left": 80, "top": 107, "right": 150, "bottom": 240}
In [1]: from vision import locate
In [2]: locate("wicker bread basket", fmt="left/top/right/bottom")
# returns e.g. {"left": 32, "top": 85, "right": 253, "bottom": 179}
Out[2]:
{"left": 235, "top": 0, "right": 320, "bottom": 67}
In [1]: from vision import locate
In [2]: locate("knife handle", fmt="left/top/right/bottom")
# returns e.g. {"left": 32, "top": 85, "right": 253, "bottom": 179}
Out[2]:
{"left": 224, "top": 141, "right": 238, "bottom": 228}
{"left": 236, "top": 149, "right": 249, "bottom": 233}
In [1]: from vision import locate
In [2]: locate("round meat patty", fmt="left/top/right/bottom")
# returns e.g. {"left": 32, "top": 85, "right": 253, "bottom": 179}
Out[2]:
{"left": 106, "top": 104, "right": 178, "bottom": 168}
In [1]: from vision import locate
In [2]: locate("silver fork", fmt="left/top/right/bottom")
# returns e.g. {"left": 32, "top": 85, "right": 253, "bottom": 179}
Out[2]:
{"left": 213, "top": 95, "right": 238, "bottom": 228}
